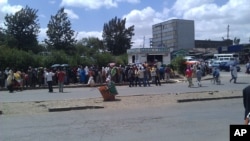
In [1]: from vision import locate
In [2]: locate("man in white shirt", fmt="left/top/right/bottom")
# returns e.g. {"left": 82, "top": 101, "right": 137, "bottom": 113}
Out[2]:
{"left": 45, "top": 69, "right": 54, "bottom": 92}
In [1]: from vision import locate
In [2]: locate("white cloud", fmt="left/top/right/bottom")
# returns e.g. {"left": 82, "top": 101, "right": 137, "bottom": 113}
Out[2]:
{"left": 172, "top": 0, "right": 213, "bottom": 16}
{"left": 49, "top": 0, "right": 56, "bottom": 4}
{"left": 171, "top": 0, "right": 250, "bottom": 43}
{"left": 38, "top": 27, "right": 48, "bottom": 42}
{"left": 76, "top": 30, "right": 103, "bottom": 40}
{"left": 0, "top": 1, "right": 22, "bottom": 28}
{"left": 60, "top": 0, "right": 118, "bottom": 9}
{"left": 123, "top": 7, "right": 166, "bottom": 48}
{"left": 1, "top": 0, "right": 250, "bottom": 47}
{"left": 39, "top": 14, "right": 46, "bottom": 19}
{"left": 60, "top": 0, "right": 140, "bottom": 9}
{"left": 116, "top": 0, "right": 140, "bottom": 4}
{"left": 64, "top": 9, "right": 79, "bottom": 19}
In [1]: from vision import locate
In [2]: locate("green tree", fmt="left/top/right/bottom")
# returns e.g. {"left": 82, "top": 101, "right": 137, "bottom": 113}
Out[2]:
{"left": 77, "top": 37, "right": 104, "bottom": 56}
{"left": 4, "top": 5, "right": 40, "bottom": 52}
{"left": 170, "top": 56, "right": 186, "bottom": 75}
{"left": 0, "top": 27, "right": 5, "bottom": 46}
{"left": 45, "top": 7, "right": 76, "bottom": 53}
{"left": 102, "top": 16, "right": 134, "bottom": 55}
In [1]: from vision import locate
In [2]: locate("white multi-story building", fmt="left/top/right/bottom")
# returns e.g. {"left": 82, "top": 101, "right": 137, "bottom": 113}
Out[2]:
{"left": 152, "top": 19, "right": 194, "bottom": 50}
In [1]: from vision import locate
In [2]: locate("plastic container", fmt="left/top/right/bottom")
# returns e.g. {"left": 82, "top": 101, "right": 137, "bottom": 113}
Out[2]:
{"left": 98, "top": 86, "right": 115, "bottom": 101}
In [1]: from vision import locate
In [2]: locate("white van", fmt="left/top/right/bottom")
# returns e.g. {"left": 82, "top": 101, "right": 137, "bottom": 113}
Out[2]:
{"left": 216, "top": 57, "right": 235, "bottom": 63}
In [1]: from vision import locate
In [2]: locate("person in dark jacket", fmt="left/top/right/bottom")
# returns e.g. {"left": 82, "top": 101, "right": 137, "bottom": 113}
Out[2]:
{"left": 243, "top": 85, "right": 250, "bottom": 125}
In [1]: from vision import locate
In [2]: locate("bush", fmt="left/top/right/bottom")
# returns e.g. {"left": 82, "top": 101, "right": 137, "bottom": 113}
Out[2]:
{"left": 0, "top": 47, "right": 35, "bottom": 70}
{"left": 0, "top": 46, "right": 129, "bottom": 71}
{"left": 170, "top": 56, "right": 186, "bottom": 75}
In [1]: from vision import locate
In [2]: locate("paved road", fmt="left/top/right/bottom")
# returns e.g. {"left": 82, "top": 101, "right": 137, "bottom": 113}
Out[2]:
{"left": 0, "top": 67, "right": 249, "bottom": 141}
{"left": 0, "top": 70, "right": 249, "bottom": 103}
{"left": 0, "top": 97, "right": 244, "bottom": 141}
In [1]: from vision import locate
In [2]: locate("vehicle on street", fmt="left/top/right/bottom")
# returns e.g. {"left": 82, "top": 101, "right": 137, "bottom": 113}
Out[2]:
{"left": 213, "top": 53, "right": 239, "bottom": 62}
{"left": 219, "top": 61, "right": 241, "bottom": 72}
{"left": 210, "top": 61, "right": 221, "bottom": 68}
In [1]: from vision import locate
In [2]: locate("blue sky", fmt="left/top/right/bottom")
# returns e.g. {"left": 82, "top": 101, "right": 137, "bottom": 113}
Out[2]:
{"left": 0, "top": 0, "right": 249, "bottom": 48}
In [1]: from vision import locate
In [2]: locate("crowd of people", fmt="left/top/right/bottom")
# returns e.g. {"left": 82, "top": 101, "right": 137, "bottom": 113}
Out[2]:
{"left": 1, "top": 59, "right": 242, "bottom": 93}
{"left": 0, "top": 62, "right": 179, "bottom": 93}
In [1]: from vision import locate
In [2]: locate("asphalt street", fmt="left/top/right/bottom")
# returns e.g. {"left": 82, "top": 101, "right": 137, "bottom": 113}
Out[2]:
{"left": 0, "top": 97, "right": 244, "bottom": 141}
{"left": 0, "top": 67, "right": 249, "bottom": 141}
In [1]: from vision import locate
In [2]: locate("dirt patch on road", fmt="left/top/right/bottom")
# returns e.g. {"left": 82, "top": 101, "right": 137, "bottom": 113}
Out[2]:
{"left": 0, "top": 90, "right": 242, "bottom": 115}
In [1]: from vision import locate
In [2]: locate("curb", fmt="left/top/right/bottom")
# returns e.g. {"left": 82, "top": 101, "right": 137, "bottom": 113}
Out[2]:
{"left": 177, "top": 96, "right": 242, "bottom": 103}
{"left": 48, "top": 105, "right": 104, "bottom": 112}
{"left": 0, "top": 79, "right": 179, "bottom": 91}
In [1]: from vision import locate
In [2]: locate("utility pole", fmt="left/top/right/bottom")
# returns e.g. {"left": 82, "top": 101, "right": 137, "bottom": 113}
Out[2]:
{"left": 143, "top": 36, "right": 145, "bottom": 48}
{"left": 227, "top": 25, "right": 230, "bottom": 40}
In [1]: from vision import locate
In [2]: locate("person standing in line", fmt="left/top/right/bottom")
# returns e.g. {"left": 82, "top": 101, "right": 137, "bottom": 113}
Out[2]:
{"left": 144, "top": 67, "right": 151, "bottom": 87}
{"left": 127, "top": 67, "right": 135, "bottom": 87}
{"left": 150, "top": 66, "right": 156, "bottom": 84}
{"left": 134, "top": 67, "right": 139, "bottom": 87}
{"left": 155, "top": 66, "right": 161, "bottom": 86}
{"left": 45, "top": 69, "right": 54, "bottom": 93}
{"left": 185, "top": 65, "right": 193, "bottom": 87}
{"left": 243, "top": 85, "right": 250, "bottom": 125}
{"left": 0, "top": 70, "right": 5, "bottom": 88}
{"left": 165, "top": 66, "right": 171, "bottom": 81}
{"left": 230, "top": 64, "right": 238, "bottom": 83}
{"left": 159, "top": 65, "right": 165, "bottom": 80}
{"left": 138, "top": 67, "right": 145, "bottom": 87}
{"left": 84, "top": 66, "right": 89, "bottom": 84}
{"left": 57, "top": 68, "right": 65, "bottom": 92}
{"left": 43, "top": 68, "right": 48, "bottom": 86}
{"left": 6, "top": 70, "right": 14, "bottom": 93}
{"left": 196, "top": 67, "right": 202, "bottom": 87}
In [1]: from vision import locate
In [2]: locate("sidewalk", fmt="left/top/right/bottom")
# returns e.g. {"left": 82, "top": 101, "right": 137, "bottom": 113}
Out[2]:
{"left": 0, "top": 74, "right": 213, "bottom": 91}
{"left": 0, "top": 73, "right": 242, "bottom": 115}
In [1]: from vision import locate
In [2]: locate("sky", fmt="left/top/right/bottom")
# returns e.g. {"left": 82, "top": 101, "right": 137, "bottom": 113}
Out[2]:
{"left": 0, "top": 0, "right": 250, "bottom": 48}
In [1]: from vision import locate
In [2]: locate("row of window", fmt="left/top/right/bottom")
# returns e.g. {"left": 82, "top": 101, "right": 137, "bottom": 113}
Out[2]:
{"left": 154, "top": 22, "right": 176, "bottom": 30}
{"left": 153, "top": 31, "right": 177, "bottom": 39}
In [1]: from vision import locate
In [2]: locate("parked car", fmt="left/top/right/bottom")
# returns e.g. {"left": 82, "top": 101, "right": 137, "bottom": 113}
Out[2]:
{"left": 220, "top": 61, "right": 241, "bottom": 72}
{"left": 210, "top": 61, "right": 221, "bottom": 68}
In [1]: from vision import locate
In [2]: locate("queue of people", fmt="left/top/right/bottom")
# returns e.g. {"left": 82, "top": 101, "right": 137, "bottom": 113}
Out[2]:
{"left": 1, "top": 59, "right": 244, "bottom": 92}
{"left": 0, "top": 62, "right": 178, "bottom": 93}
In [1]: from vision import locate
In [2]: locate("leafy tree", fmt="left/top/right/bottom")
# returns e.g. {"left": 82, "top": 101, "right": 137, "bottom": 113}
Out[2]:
{"left": 102, "top": 16, "right": 134, "bottom": 55}
{"left": 0, "top": 27, "right": 6, "bottom": 46}
{"left": 94, "top": 53, "right": 114, "bottom": 67}
{"left": 0, "top": 47, "right": 36, "bottom": 70}
{"left": 4, "top": 5, "right": 40, "bottom": 52}
{"left": 170, "top": 56, "right": 186, "bottom": 75}
{"left": 45, "top": 7, "right": 77, "bottom": 53}
{"left": 77, "top": 37, "right": 104, "bottom": 56}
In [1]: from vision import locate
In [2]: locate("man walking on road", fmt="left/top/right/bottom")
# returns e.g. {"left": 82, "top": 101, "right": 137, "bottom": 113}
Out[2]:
{"left": 196, "top": 67, "right": 202, "bottom": 87}
{"left": 185, "top": 65, "right": 193, "bottom": 87}
{"left": 243, "top": 85, "right": 250, "bottom": 125}
{"left": 230, "top": 64, "right": 237, "bottom": 83}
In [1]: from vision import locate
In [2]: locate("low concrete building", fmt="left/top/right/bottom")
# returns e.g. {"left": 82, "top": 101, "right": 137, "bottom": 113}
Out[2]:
{"left": 127, "top": 48, "right": 171, "bottom": 65}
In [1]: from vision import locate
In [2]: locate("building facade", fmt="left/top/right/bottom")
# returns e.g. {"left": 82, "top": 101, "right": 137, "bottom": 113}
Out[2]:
{"left": 195, "top": 39, "right": 233, "bottom": 49}
{"left": 152, "top": 19, "right": 195, "bottom": 50}
{"left": 127, "top": 19, "right": 195, "bottom": 65}
{"left": 127, "top": 19, "right": 247, "bottom": 64}
{"left": 127, "top": 48, "right": 171, "bottom": 65}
